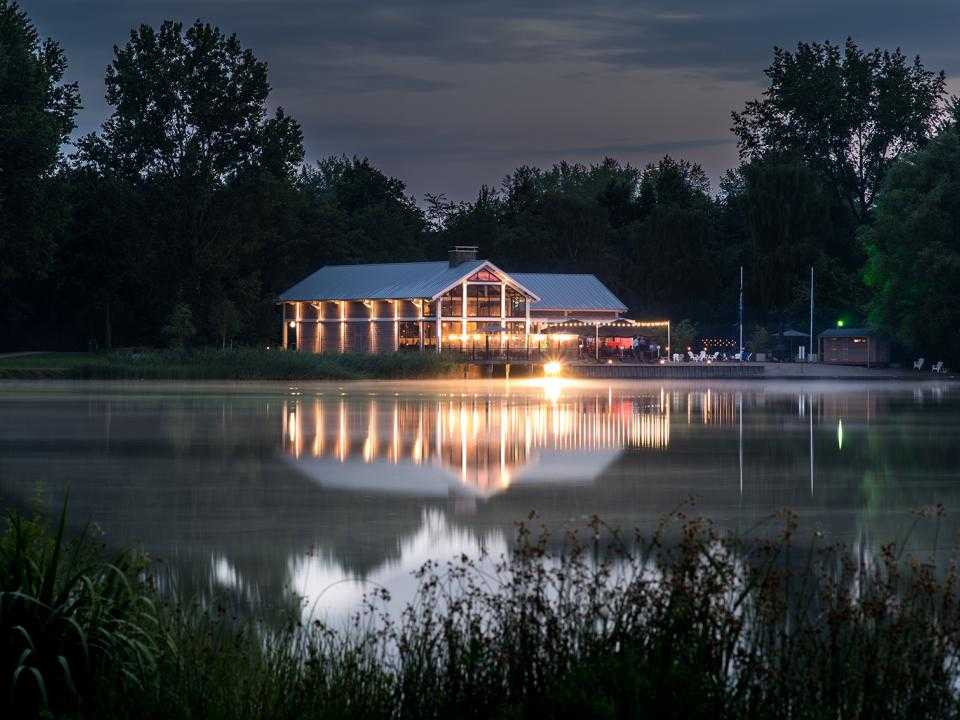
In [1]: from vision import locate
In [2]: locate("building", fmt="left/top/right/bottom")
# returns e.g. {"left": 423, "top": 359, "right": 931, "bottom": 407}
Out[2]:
{"left": 818, "top": 327, "right": 890, "bottom": 366}
{"left": 277, "top": 246, "right": 628, "bottom": 353}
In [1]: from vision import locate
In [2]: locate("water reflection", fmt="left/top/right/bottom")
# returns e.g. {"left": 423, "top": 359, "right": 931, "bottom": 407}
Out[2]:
{"left": 281, "top": 383, "right": 671, "bottom": 496}
{"left": 0, "top": 380, "right": 958, "bottom": 623}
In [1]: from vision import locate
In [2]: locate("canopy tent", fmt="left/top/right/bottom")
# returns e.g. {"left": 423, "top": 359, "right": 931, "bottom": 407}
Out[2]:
{"left": 542, "top": 319, "right": 671, "bottom": 360}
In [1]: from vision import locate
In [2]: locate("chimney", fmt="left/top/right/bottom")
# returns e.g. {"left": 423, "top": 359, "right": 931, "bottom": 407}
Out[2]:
{"left": 448, "top": 245, "right": 479, "bottom": 268}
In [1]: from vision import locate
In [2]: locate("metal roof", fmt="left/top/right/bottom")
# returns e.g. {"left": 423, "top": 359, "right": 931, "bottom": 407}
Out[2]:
{"left": 818, "top": 327, "right": 880, "bottom": 338}
{"left": 511, "top": 272, "right": 627, "bottom": 312}
{"left": 279, "top": 260, "right": 489, "bottom": 301}
{"left": 279, "top": 260, "right": 629, "bottom": 311}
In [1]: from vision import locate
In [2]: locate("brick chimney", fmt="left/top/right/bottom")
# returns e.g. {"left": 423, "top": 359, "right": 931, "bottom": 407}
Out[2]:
{"left": 448, "top": 245, "right": 479, "bottom": 268}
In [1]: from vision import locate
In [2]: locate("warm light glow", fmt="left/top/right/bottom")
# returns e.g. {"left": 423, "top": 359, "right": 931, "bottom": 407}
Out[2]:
{"left": 288, "top": 320, "right": 296, "bottom": 329}
{"left": 544, "top": 361, "right": 562, "bottom": 376}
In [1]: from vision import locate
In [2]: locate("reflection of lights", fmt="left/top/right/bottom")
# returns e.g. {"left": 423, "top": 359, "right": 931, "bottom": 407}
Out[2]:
{"left": 544, "top": 361, "right": 562, "bottom": 376}
{"left": 837, "top": 418, "right": 844, "bottom": 450}
{"left": 543, "top": 379, "right": 562, "bottom": 404}
{"left": 282, "top": 388, "right": 674, "bottom": 493}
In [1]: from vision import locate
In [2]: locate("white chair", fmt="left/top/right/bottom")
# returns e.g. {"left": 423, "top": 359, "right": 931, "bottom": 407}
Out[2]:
{"left": 932, "top": 361, "right": 944, "bottom": 373}
{"left": 708, "top": 352, "right": 719, "bottom": 361}
{"left": 672, "top": 353, "right": 681, "bottom": 363}
{"left": 687, "top": 351, "right": 696, "bottom": 361}
{"left": 914, "top": 358, "right": 925, "bottom": 370}
{"left": 696, "top": 350, "right": 707, "bottom": 362}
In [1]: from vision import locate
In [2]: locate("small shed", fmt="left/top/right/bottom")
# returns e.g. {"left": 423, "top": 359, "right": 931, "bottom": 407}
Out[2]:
{"left": 773, "top": 329, "right": 810, "bottom": 360}
{"left": 818, "top": 327, "right": 890, "bottom": 366}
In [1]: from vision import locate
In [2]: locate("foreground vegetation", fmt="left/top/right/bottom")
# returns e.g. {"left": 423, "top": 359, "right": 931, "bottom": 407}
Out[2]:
{"left": 0, "top": 349, "right": 457, "bottom": 381}
{"left": 5, "top": 501, "right": 960, "bottom": 719}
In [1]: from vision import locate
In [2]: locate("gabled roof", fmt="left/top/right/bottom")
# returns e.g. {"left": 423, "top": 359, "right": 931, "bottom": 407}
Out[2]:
{"left": 278, "top": 260, "right": 539, "bottom": 302}
{"left": 511, "top": 273, "right": 627, "bottom": 312}
{"left": 277, "top": 260, "right": 627, "bottom": 312}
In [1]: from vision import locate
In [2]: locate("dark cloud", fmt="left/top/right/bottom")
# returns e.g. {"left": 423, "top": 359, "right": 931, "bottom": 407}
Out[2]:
{"left": 28, "top": 1, "right": 960, "bottom": 200}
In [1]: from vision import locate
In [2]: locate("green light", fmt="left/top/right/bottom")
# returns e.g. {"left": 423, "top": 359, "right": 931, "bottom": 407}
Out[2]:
{"left": 837, "top": 319, "right": 844, "bottom": 327}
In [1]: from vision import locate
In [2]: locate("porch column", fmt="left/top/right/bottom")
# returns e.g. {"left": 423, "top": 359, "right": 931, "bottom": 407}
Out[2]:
{"left": 282, "top": 305, "right": 288, "bottom": 349}
{"left": 295, "top": 302, "right": 302, "bottom": 351}
{"left": 393, "top": 301, "right": 399, "bottom": 352}
{"left": 339, "top": 301, "right": 345, "bottom": 353}
{"left": 461, "top": 282, "right": 467, "bottom": 346}
{"left": 436, "top": 298, "right": 442, "bottom": 353}
{"left": 500, "top": 283, "right": 506, "bottom": 353}
{"left": 524, "top": 299, "right": 530, "bottom": 353}
{"left": 418, "top": 300, "right": 424, "bottom": 351}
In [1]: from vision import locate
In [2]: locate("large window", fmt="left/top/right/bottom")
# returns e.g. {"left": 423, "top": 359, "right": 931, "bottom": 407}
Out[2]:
{"left": 506, "top": 287, "right": 526, "bottom": 317}
{"left": 440, "top": 289, "right": 462, "bottom": 317}
{"left": 467, "top": 284, "right": 500, "bottom": 317}
{"left": 398, "top": 321, "right": 420, "bottom": 349}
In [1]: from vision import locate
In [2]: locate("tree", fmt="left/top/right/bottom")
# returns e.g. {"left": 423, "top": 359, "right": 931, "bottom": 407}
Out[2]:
{"left": 732, "top": 39, "right": 946, "bottom": 222}
{"left": 862, "top": 118, "right": 960, "bottom": 360}
{"left": 209, "top": 298, "right": 240, "bottom": 349}
{"left": 748, "top": 325, "right": 773, "bottom": 354}
{"left": 163, "top": 302, "right": 196, "bottom": 348}
{"left": 0, "top": 0, "right": 80, "bottom": 346}
{"left": 73, "top": 20, "right": 304, "bottom": 347}
{"left": 719, "top": 155, "right": 861, "bottom": 327}
{"left": 671, "top": 319, "right": 699, "bottom": 354}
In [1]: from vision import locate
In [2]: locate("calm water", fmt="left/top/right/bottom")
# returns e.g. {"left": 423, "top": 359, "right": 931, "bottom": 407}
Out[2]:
{"left": 1, "top": 378, "right": 958, "bottom": 620}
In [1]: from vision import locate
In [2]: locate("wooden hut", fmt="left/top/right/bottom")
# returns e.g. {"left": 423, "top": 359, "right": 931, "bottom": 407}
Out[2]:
{"left": 818, "top": 327, "right": 890, "bottom": 366}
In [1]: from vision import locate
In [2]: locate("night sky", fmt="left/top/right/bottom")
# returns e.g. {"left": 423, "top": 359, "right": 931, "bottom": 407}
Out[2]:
{"left": 30, "top": 1, "right": 960, "bottom": 200}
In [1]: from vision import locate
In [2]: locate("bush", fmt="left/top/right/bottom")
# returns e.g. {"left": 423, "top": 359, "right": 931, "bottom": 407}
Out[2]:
{"left": 61, "top": 348, "right": 457, "bottom": 381}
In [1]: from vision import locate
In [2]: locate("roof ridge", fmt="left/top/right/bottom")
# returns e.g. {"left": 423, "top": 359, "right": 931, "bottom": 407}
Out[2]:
{"left": 320, "top": 260, "right": 447, "bottom": 269}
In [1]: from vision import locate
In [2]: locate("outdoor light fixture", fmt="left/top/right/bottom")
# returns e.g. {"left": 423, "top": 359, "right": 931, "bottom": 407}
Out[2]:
{"left": 288, "top": 321, "right": 296, "bottom": 329}
{"left": 544, "top": 361, "right": 562, "bottom": 376}
{"left": 837, "top": 319, "right": 845, "bottom": 327}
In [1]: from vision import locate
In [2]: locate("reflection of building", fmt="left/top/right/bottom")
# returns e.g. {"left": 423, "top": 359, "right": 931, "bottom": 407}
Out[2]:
{"left": 277, "top": 246, "right": 627, "bottom": 353}
{"left": 281, "top": 389, "right": 671, "bottom": 495}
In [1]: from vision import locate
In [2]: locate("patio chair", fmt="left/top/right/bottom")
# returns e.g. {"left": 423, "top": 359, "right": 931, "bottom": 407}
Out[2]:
{"left": 696, "top": 350, "right": 707, "bottom": 362}
{"left": 932, "top": 361, "right": 944, "bottom": 373}
{"left": 687, "top": 351, "right": 696, "bottom": 361}
{"left": 708, "top": 352, "right": 719, "bottom": 362}
{"left": 672, "top": 353, "right": 681, "bottom": 363}
{"left": 914, "top": 358, "right": 925, "bottom": 370}
{"left": 746, "top": 352, "right": 754, "bottom": 362}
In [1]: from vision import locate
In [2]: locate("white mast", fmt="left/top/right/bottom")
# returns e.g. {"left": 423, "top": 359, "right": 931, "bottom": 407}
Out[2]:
{"left": 738, "top": 265, "right": 744, "bottom": 361}
{"left": 809, "top": 265, "right": 814, "bottom": 359}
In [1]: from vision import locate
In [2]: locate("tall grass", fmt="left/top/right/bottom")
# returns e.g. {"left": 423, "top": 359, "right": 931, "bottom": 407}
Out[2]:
{"left": 0, "top": 348, "right": 458, "bottom": 380}
{"left": 6, "top": 505, "right": 960, "bottom": 718}
{"left": 0, "top": 494, "right": 159, "bottom": 717}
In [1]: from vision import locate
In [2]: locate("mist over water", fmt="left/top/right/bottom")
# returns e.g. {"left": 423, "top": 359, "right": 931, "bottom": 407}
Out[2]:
{"left": 1, "top": 378, "right": 958, "bottom": 622}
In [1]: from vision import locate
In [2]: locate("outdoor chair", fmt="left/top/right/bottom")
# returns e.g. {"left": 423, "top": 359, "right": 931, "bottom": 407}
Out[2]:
{"left": 708, "top": 352, "right": 719, "bottom": 362}
{"left": 914, "top": 358, "right": 925, "bottom": 370}
{"left": 687, "top": 351, "right": 696, "bottom": 361}
{"left": 932, "top": 361, "right": 945, "bottom": 373}
{"left": 696, "top": 350, "right": 707, "bottom": 362}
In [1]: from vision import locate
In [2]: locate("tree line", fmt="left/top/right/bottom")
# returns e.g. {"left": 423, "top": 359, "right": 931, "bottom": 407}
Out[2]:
{"left": 2, "top": 1, "right": 957, "bottom": 358}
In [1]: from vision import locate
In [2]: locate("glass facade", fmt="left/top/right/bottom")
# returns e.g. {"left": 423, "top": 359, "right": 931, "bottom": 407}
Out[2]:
{"left": 506, "top": 287, "right": 526, "bottom": 318}
{"left": 467, "top": 284, "right": 500, "bottom": 317}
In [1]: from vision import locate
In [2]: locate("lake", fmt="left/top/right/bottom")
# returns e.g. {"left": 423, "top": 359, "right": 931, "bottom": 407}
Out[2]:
{"left": 1, "top": 378, "right": 958, "bottom": 621}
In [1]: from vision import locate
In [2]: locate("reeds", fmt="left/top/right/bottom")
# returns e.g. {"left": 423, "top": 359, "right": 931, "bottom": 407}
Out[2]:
{"left": 62, "top": 348, "right": 457, "bottom": 380}
{"left": 5, "top": 504, "right": 960, "bottom": 719}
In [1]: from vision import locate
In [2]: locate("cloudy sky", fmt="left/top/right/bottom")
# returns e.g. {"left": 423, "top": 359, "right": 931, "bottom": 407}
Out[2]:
{"left": 30, "top": 1, "right": 960, "bottom": 200}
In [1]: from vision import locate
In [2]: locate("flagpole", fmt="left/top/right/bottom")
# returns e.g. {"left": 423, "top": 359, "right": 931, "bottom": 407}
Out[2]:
{"left": 809, "top": 265, "right": 814, "bottom": 359}
{"left": 738, "top": 265, "right": 744, "bottom": 361}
